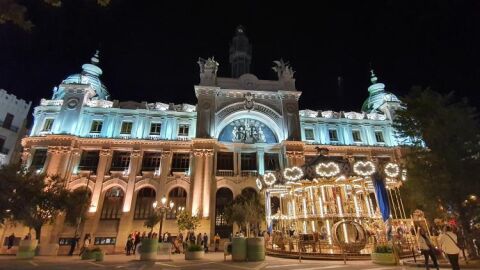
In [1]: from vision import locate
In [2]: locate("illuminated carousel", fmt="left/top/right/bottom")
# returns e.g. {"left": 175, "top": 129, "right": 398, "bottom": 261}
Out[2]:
{"left": 257, "top": 148, "right": 415, "bottom": 259}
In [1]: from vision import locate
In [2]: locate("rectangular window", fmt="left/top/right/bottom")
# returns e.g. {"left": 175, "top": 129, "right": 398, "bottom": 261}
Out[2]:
{"left": 2, "top": 113, "right": 14, "bottom": 129}
{"left": 42, "top": 118, "right": 54, "bottom": 132}
{"left": 58, "top": 238, "right": 75, "bottom": 246}
{"left": 178, "top": 124, "right": 189, "bottom": 136}
{"left": 264, "top": 153, "right": 280, "bottom": 171}
{"left": 216, "top": 152, "right": 234, "bottom": 171}
{"left": 329, "top": 129, "right": 338, "bottom": 142}
{"left": 241, "top": 152, "right": 257, "bottom": 171}
{"left": 94, "top": 237, "right": 116, "bottom": 245}
{"left": 30, "top": 149, "right": 47, "bottom": 171}
{"left": 150, "top": 123, "right": 161, "bottom": 135}
{"left": 352, "top": 130, "right": 362, "bottom": 142}
{"left": 375, "top": 131, "right": 385, "bottom": 143}
{"left": 78, "top": 150, "right": 100, "bottom": 172}
{"left": 304, "top": 128, "right": 315, "bottom": 140}
{"left": 141, "top": 152, "right": 162, "bottom": 171}
{"left": 171, "top": 153, "right": 190, "bottom": 173}
{"left": 90, "top": 120, "right": 103, "bottom": 133}
{"left": 120, "top": 121, "right": 132, "bottom": 134}
{"left": 110, "top": 151, "right": 131, "bottom": 171}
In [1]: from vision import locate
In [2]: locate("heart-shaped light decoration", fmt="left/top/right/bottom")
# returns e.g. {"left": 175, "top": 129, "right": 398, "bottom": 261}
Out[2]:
{"left": 401, "top": 169, "right": 407, "bottom": 181}
{"left": 256, "top": 178, "right": 263, "bottom": 190}
{"left": 315, "top": 162, "right": 340, "bottom": 178}
{"left": 353, "top": 161, "right": 376, "bottom": 176}
{"left": 384, "top": 162, "right": 400, "bottom": 178}
{"left": 263, "top": 172, "right": 277, "bottom": 186}
{"left": 283, "top": 166, "right": 303, "bottom": 181}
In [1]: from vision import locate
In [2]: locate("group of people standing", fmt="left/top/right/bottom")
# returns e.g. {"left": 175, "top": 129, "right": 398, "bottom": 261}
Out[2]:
{"left": 417, "top": 226, "right": 462, "bottom": 270}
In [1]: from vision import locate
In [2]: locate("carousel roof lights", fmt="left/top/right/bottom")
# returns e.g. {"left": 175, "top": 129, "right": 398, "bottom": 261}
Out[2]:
{"left": 283, "top": 166, "right": 304, "bottom": 181}
{"left": 263, "top": 172, "right": 277, "bottom": 186}
{"left": 384, "top": 162, "right": 400, "bottom": 178}
{"left": 256, "top": 178, "right": 263, "bottom": 190}
{"left": 315, "top": 162, "right": 340, "bottom": 178}
{"left": 353, "top": 161, "right": 376, "bottom": 176}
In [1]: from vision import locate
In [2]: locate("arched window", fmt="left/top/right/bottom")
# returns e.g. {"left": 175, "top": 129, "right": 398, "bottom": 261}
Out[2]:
{"left": 166, "top": 187, "right": 187, "bottom": 219}
{"left": 215, "top": 188, "right": 233, "bottom": 238}
{"left": 134, "top": 187, "right": 156, "bottom": 219}
{"left": 100, "top": 187, "right": 124, "bottom": 220}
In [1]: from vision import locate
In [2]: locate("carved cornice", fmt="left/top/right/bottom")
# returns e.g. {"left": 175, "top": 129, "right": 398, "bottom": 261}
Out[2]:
{"left": 193, "top": 149, "right": 214, "bottom": 157}
{"left": 47, "top": 146, "right": 72, "bottom": 154}
{"left": 130, "top": 150, "right": 142, "bottom": 158}
{"left": 99, "top": 149, "right": 112, "bottom": 157}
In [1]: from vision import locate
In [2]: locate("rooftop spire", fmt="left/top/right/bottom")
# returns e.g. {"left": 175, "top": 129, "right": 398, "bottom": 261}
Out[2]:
{"left": 229, "top": 25, "right": 252, "bottom": 78}
{"left": 370, "top": 69, "right": 378, "bottom": 84}
{"left": 91, "top": 50, "right": 100, "bottom": 65}
{"left": 82, "top": 50, "right": 102, "bottom": 76}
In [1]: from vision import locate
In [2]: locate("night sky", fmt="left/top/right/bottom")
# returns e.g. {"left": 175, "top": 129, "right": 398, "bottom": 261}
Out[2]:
{"left": 1, "top": 0, "right": 479, "bottom": 126}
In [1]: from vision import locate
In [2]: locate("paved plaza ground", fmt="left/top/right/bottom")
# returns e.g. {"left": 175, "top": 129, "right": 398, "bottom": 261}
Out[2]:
{"left": 1, "top": 252, "right": 478, "bottom": 270}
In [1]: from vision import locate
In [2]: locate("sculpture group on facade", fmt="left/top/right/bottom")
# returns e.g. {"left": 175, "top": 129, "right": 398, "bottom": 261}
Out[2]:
{"left": 231, "top": 119, "right": 266, "bottom": 144}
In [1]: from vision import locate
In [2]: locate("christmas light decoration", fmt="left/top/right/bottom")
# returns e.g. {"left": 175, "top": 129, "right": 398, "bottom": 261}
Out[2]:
{"left": 256, "top": 178, "right": 263, "bottom": 190}
{"left": 315, "top": 162, "right": 340, "bottom": 177}
{"left": 353, "top": 161, "right": 376, "bottom": 176}
{"left": 384, "top": 162, "right": 400, "bottom": 178}
{"left": 283, "top": 166, "right": 303, "bottom": 181}
{"left": 263, "top": 172, "right": 277, "bottom": 186}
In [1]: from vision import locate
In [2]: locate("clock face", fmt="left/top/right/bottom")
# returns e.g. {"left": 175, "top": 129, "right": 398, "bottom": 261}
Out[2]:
{"left": 66, "top": 98, "right": 79, "bottom": 109}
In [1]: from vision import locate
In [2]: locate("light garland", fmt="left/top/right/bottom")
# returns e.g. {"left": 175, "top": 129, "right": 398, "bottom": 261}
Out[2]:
{"left": 384, "top": 162, "right": 400, "bottom": 178}
{"left": 353, "top": 161, "right": 376, "bottom": 176}
{"left": 256, "top": 178, "right": 263, "bottom": 190}
{"left": 263, "top": 172, "right": 277, "bottom": 186}
{"left": 315, "top": 162, "right": 340, "bottom": 177}
{"left": 283, "top": 166, "right": 304, "bottom": 182}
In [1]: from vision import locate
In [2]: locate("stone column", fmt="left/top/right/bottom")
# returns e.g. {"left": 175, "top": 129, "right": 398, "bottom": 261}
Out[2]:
{"left": 191, "top": 150, "right": 205, "bottom": 216}
{"left": 89, "top": 149, "right": 112, "bottom": 213}
{"left": 65, "top": 148, "right": 81, "bottom": 180}
{"left": 122, "top": 150, "right": 142, "bottom": 213}
{"left": 202, "top": 150, "right": 214, "bottom": 218}
{"left": 45, "top": 146, "right": 61, "bottom": 175}
{"left": 233, "top": 150, "right": 239, "bottom": 175}
{"left": 257, "top": 148, "right": 265, "bottom": 175}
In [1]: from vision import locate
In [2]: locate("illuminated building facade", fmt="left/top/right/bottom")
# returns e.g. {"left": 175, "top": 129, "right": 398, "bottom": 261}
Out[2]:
{"left": 2, "top": 26, "right": 406, "bottom": 254}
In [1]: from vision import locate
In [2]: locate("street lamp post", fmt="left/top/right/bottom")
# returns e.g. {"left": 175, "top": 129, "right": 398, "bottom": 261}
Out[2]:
{"left": 152, "top": 195, "right": 174, "bottom": 242}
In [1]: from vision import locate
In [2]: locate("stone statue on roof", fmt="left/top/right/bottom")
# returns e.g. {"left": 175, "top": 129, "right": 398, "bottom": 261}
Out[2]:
{"left": 197, "top": 57, "right": 219, "bottom": 86}
{"left": 272, "top": 59, "right": 295, "bottom": 80}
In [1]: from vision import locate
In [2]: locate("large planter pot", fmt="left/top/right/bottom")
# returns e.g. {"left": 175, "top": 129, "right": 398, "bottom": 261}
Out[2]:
{"left": 38, "top": 243, "right": 59, "bottom": 256}
{"left": 246, "top": 237, "right": 265, "bottom": 261}
{"left": 371, "top": 252, "right": 397, "bottom": 265}
{"left": 232, "top": 237, "right": 247, "bottom": 262}
{"left": 185, "top": 250, "right": 204, "bottom": 260}
{"left": 16, "top": 239, "right": 38, "bottom": 259}
{"left": 94, "top": 251, "right": 105, "bottom": 262}
{"left": 139, "top": 238, "right": 158, "bottom": 261}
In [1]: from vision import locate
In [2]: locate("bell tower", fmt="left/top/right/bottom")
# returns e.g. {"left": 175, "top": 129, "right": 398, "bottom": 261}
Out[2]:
{"left": 229, "top": 25, "right": 252, "bottom": 78}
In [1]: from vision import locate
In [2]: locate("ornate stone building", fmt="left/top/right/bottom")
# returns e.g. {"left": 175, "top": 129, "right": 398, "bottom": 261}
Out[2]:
{"left": 3, "top": 26, "right": 404, "bottom": 254}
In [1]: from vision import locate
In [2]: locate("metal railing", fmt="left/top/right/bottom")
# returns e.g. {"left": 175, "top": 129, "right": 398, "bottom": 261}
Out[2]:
{"left": 240, "top": 170, "right": 258, "bottom": 177}
{"left": 216, "top": 170, "right": 234, "bottom": 176}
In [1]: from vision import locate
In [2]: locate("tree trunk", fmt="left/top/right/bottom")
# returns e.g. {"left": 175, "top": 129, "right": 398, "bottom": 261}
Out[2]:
{"left": 34, "top": 225, "right": 42, "bottom": 243}
{"left": 458, "top": 207, "right": 478, "bottom": 259}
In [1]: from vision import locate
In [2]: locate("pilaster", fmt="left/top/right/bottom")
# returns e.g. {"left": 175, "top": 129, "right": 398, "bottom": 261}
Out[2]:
{"left": 122, "top": 150, "right": 142, "bottom": 212}
{"left": 191, "top": 150, "right": 205, "bottom": 216}
{"left": 89, "top": 149, "right": 112, "bottom": 213}
{"left": 202, "top": 150, "right": 214, "bottom": 218}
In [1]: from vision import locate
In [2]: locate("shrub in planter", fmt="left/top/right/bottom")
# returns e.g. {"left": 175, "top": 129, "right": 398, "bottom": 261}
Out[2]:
{"left": 16, "top": 239, "right": 38, "bottom": 259}
{"left": 185, "top": 244, "right": 204, "bottom": 260}
{"left": 81, "top": 249, "right": 94, "bottom": 260}
{"left": 140, "top": 238, "right": 158, "bottom": 261}
{"left": 90, "top": 247, "right": 104, "bottom": 262}
{"left": 371, "top": 244, "right": 397, "bottom": 265}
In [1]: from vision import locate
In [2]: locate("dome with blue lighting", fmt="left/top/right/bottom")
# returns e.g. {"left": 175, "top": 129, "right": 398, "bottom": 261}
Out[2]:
{"left": 361, "top": 70, "right": 400, "bottom": 113}
{"left": 52, "top": 50, "right": 110, "bottom": 100}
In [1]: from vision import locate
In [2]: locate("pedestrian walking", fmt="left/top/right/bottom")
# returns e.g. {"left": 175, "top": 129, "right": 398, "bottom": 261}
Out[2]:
{"left": 438, "top": 226, "right": 461, "bottom": 270}
{"left": 7, "top": 233, "right": 15, "bottom": 250}
{"left": 197, "top": 233, "right": 202, "bottom": 246}
{"left": 79, "top": 234, "right": 91, "bottom": 256}
{"left": 125, "top": 235, "right": 133, "bottom": 255}
{"left": 203, "top": 233, "right": 209, "bottom": 252}
{"left": 133, "top": 232, "right": 141, "bottom": 255}
{"left": 68, "top": 237, "right": 78, "bottom": 256}
{"left": 418, "top": 227, "right": 439, "bottom": 270}
{"left": 214, "top": 233, "right": 220, "bottom": 252}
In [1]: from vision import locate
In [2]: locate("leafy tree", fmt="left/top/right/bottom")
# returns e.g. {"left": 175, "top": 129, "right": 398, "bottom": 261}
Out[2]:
{"left": 224, "top": 189, "right": 265, "bottom": 237}
{"left": 0, "top": 163, "right": 91, "bottom": 242}
{"left": 144, "top": 212, "right": 161, "bottom": 235}
{"left": 64, "top": 187, "right": 91, "bottom": 227}
{"left": 176, "top": 210, "right": 200, "bottom": 233}
{"left": 0, "top": 0, "right": 109, "bottom": 30}
{"left": 394, "top": 87, "right": 480, "bottom": 256}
